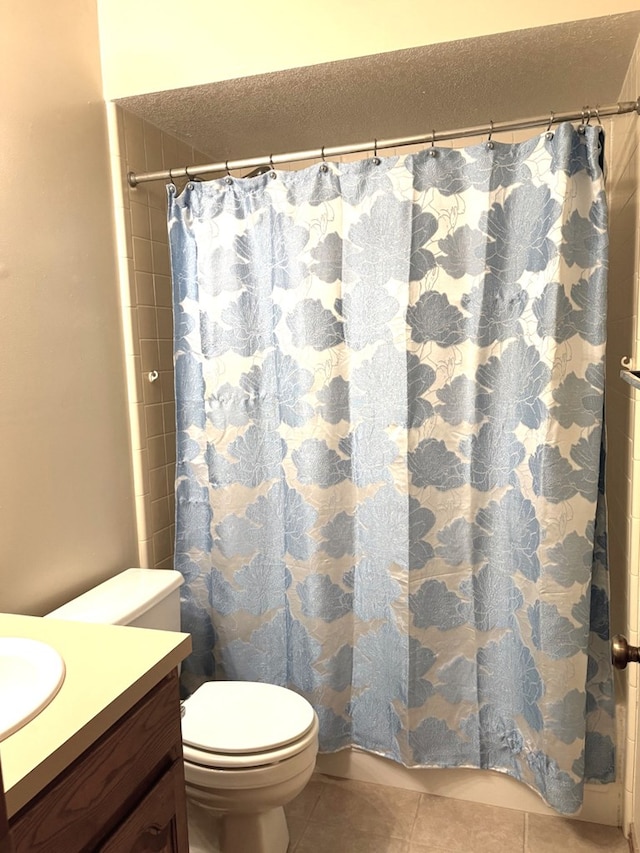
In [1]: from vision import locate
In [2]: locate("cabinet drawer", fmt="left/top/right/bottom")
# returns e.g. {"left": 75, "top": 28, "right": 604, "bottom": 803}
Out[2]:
{"left": 10, "top": 672, "right": 183, "bottom": 853}
{"left": 99, "top": 760, "right": 188, "bottom": 853}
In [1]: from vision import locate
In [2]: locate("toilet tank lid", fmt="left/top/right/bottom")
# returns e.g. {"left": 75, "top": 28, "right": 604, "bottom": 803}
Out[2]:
{"left": 45, "top": 568, "right": 183, "bottom": 626}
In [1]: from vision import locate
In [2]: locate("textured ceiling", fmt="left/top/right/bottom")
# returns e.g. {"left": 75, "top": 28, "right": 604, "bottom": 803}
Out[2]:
{"left": 119, "top": 12, "right": 640, "bottom": 168}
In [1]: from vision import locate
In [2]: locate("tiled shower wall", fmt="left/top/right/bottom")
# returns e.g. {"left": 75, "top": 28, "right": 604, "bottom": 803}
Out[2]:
{"left": 106, "top": 103, "right": 211, "bottom": 568}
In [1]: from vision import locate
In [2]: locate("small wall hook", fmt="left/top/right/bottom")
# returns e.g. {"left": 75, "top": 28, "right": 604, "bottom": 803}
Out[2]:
{"left": 619, "top": 356, "right": 640, "bottom": 390}
{"left": 148, "top": 370, "right": 159, "bottom": 383}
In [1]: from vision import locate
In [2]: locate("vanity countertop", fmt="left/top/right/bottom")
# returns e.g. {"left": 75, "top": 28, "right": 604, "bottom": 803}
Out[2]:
{"left": 0, "top": 613, "right": 191, "bottom": 817}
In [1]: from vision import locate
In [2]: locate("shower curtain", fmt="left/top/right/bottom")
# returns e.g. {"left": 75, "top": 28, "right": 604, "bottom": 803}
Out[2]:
{"left": 168, "top": 122, "right": 614, "bottom": 815}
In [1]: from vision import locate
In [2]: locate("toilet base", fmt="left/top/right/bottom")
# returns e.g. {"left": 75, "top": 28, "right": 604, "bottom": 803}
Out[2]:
{"left": 186, "top": 799, "right": 289, "bottom": 853}
{"left": 186, "top": 798, "right": 222, "bottom": 853}
{"left": 221, "top": 806, "right": 289, "bottom": 853}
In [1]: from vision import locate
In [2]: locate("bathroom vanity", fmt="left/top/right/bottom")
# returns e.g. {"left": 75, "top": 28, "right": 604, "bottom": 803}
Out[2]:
{"left": 0, "top": 613, "right": 191, "bottom": 852}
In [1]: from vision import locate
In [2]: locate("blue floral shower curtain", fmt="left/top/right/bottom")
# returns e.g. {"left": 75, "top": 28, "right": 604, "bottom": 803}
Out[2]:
{"left": 168, "top": 122, "right": 614, "bottom": 814}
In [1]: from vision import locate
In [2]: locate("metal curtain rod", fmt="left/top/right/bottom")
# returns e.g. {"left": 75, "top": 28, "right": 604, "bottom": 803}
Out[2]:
{"left": 127, "top": 98, "right": 640, "bottom": 187}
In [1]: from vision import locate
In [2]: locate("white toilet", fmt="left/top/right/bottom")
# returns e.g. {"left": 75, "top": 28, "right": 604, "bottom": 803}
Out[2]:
{"left": 46, "top": 568, "right": 319, "bottom": 853}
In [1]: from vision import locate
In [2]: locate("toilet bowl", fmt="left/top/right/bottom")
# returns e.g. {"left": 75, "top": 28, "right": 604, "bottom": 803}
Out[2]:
{"left": 45, "top": 568, "right": 319, "bottom": 853}
{"left": 182, "top": 681, "right": 319, "bottom": 853}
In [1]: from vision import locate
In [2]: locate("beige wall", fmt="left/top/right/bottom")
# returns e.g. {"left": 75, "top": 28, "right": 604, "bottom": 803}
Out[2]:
{"left": 0, "top": 1, "right": 138, "bottom": 614}
{"left": 97, "top": 0, "right": 640, "bottom": 99}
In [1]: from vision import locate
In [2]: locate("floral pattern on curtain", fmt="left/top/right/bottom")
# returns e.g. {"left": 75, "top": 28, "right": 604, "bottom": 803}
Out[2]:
{"left": 168, "top": 122, "right": 614, "bottom": 815}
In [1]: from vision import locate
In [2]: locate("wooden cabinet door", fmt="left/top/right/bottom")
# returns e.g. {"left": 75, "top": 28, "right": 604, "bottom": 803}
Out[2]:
{"left": 98, "top": 760, "right": 188, "bottom": 853}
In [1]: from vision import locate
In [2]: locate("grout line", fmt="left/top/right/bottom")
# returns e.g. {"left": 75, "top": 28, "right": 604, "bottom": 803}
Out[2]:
{"left": 306, "top": 780, "right": 324, "bottom": 822}
{"left": 407, "top": 790, "right": 422, "bottom": 842}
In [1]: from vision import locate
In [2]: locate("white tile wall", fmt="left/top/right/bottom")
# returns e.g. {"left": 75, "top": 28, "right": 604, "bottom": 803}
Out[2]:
{"left": 106, "top": 103, "right": 210, "bottom": 569}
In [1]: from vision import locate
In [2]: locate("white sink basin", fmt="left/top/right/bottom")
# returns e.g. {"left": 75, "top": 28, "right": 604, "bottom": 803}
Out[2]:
{"left": 0, "top": 637, "right": 66, "bottom": 741}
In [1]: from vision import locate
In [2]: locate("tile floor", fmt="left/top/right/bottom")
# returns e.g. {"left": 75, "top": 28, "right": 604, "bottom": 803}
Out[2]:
{"left": 284, "top": 776, "right": 630, "bottom": 853}
{"left": 188, "top": 773, "right": 630, "bottom": 852}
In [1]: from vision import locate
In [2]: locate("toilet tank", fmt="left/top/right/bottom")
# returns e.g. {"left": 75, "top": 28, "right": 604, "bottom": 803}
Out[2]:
{"left": 45, "top": 568, "right": 183, "bottom": 631}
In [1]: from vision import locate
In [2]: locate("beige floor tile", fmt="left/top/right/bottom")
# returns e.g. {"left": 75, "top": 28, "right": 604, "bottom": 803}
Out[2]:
{"left": 296, "top": 821, "right": 410, "bottom": 852}
{"left": 412, "top": 793, "right": 525, "bottom": 853}
{"left": 525, "top": 814, "right": 628, "bottom": 852}
{"left": 288, "top": 816, "right": 307, "bottom": 851}
{"left": 310, "top": 776, "right": 421, "bottom": 840}
{"left": 285, "top": 778, "right": 325, "bottom": 821}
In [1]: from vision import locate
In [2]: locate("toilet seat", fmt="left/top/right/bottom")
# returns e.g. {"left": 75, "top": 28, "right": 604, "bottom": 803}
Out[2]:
{"left": 181, "top": 681, "right": 318, "bottom": 769}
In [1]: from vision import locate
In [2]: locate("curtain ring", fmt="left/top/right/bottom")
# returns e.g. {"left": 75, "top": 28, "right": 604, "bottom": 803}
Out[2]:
{"left": 320, "top": 146, "right": 328, "bottom": 173}
{"left": 185, "top": 165, "right": 192, "bottom": 179}
{"left": 579, "top": 107, "right": 588, "bottom": 134}
{"left": 225, "top": 160, "right": 231, "bottom": 176}
{"left": 545, "top": 111, "right": 555, "bottom": 140}
{"left": 269, "top": 154, "right": 277, "bottom": 178}
{"left": 373, "top": 138, "right": 380, "bottom": 165}
{"left": 594, "top": 106, "right": 602, "bottom": 126}
{"left": 429, "top": 130, "right": 437, "bottom": 157}
{"left": 486, "top": 119, "right": 494, "bottom": 149}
